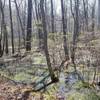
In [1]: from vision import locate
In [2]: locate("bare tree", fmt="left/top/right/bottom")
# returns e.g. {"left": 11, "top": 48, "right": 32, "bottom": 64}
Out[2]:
{"left": 40, "top": 0, "right": 58, "bottom": 82}
{"left": 91, "top": 0, "right": 96, "bottom": 32}
{"left": 51, "top": 0, "right": 55, "bottom": 34}
{"left": 98, "top": 0, "right": 100, "bottom": 29}
{"left": 9, "top": 0, "right": 14, "bottom": 54}
{"left": 0, "top": 0, "right": 9, "bottom": 54}
{"left": 83, "top": 0, "right": 88, "bottom": 31}
{"left": 26, "top": 0, "right": 32, "bottom": 51}
{"left": 0, "top": 18, "right": 3, "bottom": 57}
{"left": 14, "top": 0, "right": 25, "bottom": 46}
{"left": 34, "top": 0, "right": 44, "bottom": 50}
{"left": 70, "top": 0, "right": 79, "bottom": 71}
{"left": 61, "top": 0, "right": 69, "bottom": 59}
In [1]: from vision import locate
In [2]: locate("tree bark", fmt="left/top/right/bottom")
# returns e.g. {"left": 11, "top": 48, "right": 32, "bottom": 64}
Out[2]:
{"left": 70, "top": 0, "right": 79, "bottom": 71}
{"left": 40, "top": 0, "right": 58, "bottom": 82}
{"left": 9, "top": 0, "right": 14, "bottom": 54}
{"left": 0, "top": 0, "right": 9, "bottom": 54}
{"left": 61, "top": 0, "right": 69, "bottom": 58}
{"left": 83, "top": 0, "right": 88, "bottom": 31}
{"left": 51, "top": 0, "right": 55, "bottom": 34}
{"left": 91, "top": 0, "right": 96, "bottom": 32}
{"left": 34, "top": 0, "right": 43, "bottom": 50}
{"left": 26, "top": 0, "right": 32, "bottom": 51}
{"left": 14, "top": 0, "right": 25, "bottom": 46}
{"left": 98, "top": 0, "right": 100, "bottom": 29}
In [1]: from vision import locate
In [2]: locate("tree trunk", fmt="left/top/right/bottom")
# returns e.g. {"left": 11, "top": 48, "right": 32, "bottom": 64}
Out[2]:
{"left": 70, "top": 0, "right": 79, "bottom": 71}
{"left": 0, "top": 19, "right": 3, "bottom": 57}
{"left": 9, "top": 0, "right": 14, "bottom": 54}
{"left": 14, "top": 0, "right": 25, "bottom": 46}
{"left": 34, "top": 0, "right": 43, "bottom": 50}
{"left": 40, "top": 0, "right": 58, "bottom": 82}
{"left": 91, "top": 0, "right": 96, "bottom": 32}
{"left": 0, "top": 0, "right": 9, "bottom": 54}
{"left": 51, "top": 0, "right": 55, "bottom": 34}
{"left": 83, "top": 0, "right": 88, "bottom": 31}
{"left": 98, "top": 0, "right": 100, "bottom": 29}
{"left": 26, "top": 0, "right": 32, "bottom": 51}
{"left": 61, "top": 0, "right": 69, "bottom": 58}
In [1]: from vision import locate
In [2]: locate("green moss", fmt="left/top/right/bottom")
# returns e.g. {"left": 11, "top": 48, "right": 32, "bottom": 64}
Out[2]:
{"left": 67, "top": 91, "right": 100, "bottom": 100}
{"left": 34, "top": 57, "right": 46, "bottom": 64}
{"left": 90, "top": 39, "right": 100, "bottom": 45}
{"left": 67, "top": 92, "right": 86, "bottom": 100}
{"left": 14, "top": 72, "right": 32, "bottom": 82}
{"left": 72, "top": 81, "right": 95, "bottom": 90}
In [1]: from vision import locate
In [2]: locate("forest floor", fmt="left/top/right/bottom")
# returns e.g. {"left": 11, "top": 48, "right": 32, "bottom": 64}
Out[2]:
{"left": 0, "top": 71, "right": 100, "bottom": 100}
{"left": 0, "top": 32, "right": 100, "bottom": 100}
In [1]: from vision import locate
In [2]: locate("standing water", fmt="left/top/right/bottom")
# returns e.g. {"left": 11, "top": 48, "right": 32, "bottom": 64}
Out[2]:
{"left": 57, "top": 72, "right": 66, "bottom": 100}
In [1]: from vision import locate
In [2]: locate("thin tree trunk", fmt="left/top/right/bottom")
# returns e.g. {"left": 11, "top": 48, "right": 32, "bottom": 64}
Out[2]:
{"left": 83, "top": 0, "right": 88, "bottom": 31}
{"left": 16, "top": 14, "right": 21, "bottom": 53}
{"left": 34, "top": 0, "right": 43, "bottom": 50}
{"left": 61, "top": 0, "right": 69, "bottom": 58}
{"left": 98, "top": 0, "right": 100, "bottom": 29}
{"left": 40, "top": 0, "right": 58, "bottom": 82}
{"left": 0, "top": 17, "right": 3, "bottom": 57}
{"left": 51, "top": 0, "right": 55, "bottom": 34}
{"left": 26, "top": 0, "right": 32, "bottom": 51}
{"left": 14, "top": 0, "right": 25, "bottom": 46}
{"left": 9, "top": 0, "right": 14, "bottom": 54}
{"left": 0, "top": 0, "right": 9, "bottom": 54}
{"left": 91, "top": 0, "right": 96, "bottom": 33}
{"left": 70, "top": 0, "right": 79, "bottom": 71}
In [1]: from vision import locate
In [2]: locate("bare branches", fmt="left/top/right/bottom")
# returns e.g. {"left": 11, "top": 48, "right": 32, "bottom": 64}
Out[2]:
{"left": 14, "top": 0, "right": 25, "bottom": 45}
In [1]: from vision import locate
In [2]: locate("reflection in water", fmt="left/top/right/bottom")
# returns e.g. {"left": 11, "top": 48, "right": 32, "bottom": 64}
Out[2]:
{"left": 58, "top": 71, "right": 84, "bottom": 98}
{"left": 57, "top": 72, "right": 65, "bottom": 99}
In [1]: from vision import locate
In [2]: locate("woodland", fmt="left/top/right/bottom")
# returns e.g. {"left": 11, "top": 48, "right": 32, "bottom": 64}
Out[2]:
{"left": 0, "top": 0, "right": 100, "bottom": 100}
